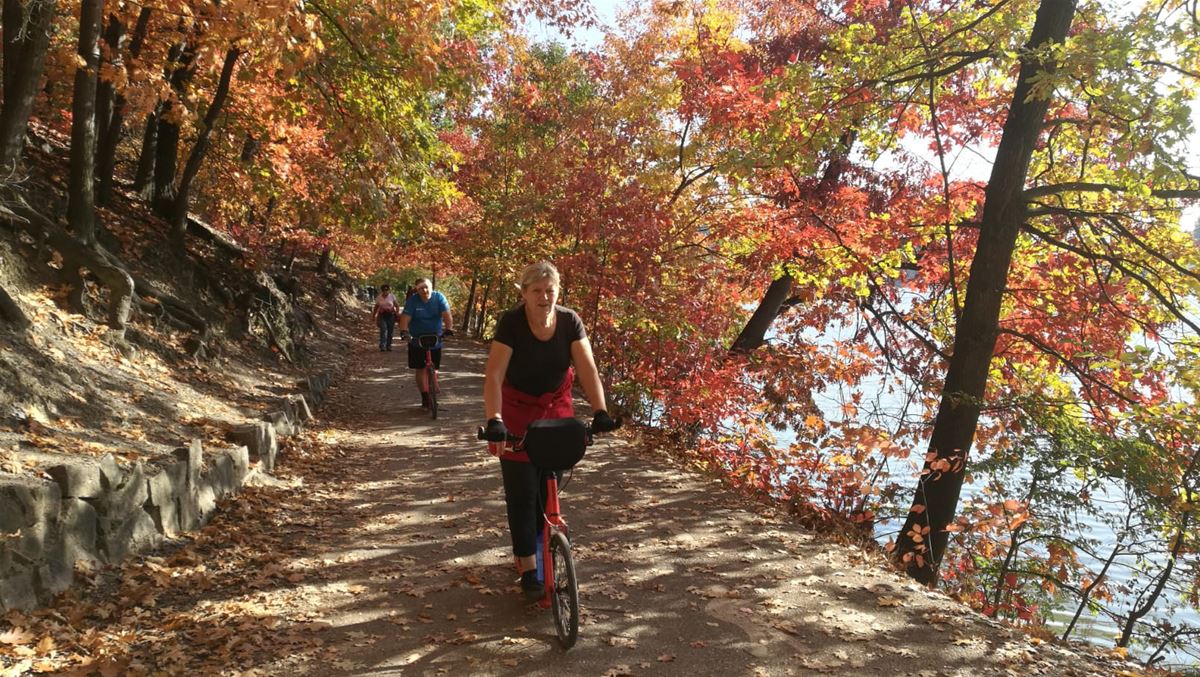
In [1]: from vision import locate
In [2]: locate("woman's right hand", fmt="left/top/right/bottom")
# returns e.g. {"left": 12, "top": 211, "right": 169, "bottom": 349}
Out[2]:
{"left": 483, "top": 418, "right": 508, "bottom": 442}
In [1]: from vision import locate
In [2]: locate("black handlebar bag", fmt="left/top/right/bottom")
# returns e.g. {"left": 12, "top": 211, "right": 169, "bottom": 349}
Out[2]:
{"left": 523, "top": 418, "right": 588, "bottom": 470}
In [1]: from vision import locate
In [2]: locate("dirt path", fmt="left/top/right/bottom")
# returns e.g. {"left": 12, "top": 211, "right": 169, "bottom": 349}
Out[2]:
{"left": 0, "top": 337, "right": 1145, "bottom": 676}
{"left": 240, "top": 339, "right": 1135, "bottom": 677}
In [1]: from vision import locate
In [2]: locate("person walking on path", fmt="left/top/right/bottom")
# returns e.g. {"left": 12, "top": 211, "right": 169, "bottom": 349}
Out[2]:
{"left": 372, "top": 284, "right": 400, "bottom": 352}
{"left": 398, "top": 278, "right": 453, "bottom": 408}
{"left": 480, "top": 260, "right": 621, "bottom": 598}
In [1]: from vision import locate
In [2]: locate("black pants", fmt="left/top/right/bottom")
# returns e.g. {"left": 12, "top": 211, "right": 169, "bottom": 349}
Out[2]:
{"left": 500, "top": 460, "right": 560, "bottom": 557}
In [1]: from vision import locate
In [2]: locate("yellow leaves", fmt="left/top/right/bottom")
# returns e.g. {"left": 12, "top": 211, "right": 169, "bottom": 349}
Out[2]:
{"left": 0, "top": 628, "right": 34, "bottom": 646}
{"left": 876, "top": 596, "right": 904, "bottom": 607}
{"left": 1, "top": 659, "right": 34, "bottom": 675}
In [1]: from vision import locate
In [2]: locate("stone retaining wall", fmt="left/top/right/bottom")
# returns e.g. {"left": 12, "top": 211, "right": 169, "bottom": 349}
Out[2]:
{"left": 0, "top": 371, "right": 333, "bottom": 611}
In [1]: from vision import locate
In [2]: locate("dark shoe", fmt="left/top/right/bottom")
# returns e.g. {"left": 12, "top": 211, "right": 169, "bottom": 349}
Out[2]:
{"left": 420, "top": 392, "right": 430, "bottom": 408}
{"left": 379, "top": 347, "right": 386, "bottom": 352}
{"left": 520, "top": 570, "right": 542, "bottom": 600}
{"left": 386, "top": 346, "right": 392, "bottom": 351}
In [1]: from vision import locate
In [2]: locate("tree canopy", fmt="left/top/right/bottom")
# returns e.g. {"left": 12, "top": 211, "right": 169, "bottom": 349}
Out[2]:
{"left": 6, "top": 0, "right": 1200, "bottom": 666}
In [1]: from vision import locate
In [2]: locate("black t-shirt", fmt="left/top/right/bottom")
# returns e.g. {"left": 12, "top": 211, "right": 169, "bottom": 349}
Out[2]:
{"left": 492, "top": 305, "right": 587, "bottom": 396}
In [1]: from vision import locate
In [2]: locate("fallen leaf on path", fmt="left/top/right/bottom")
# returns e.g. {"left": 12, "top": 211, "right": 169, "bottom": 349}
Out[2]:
{"left": 798, "top": 656, "right": 842, "bottom": 673}
{"left": 606, "top": 635, "right": 637, "bottom": 649}
{"left": 0, "top": 628, "right": 34, "bottom": 645}
{"left": 3, "top": 659, "right": 33, "bottom": 675}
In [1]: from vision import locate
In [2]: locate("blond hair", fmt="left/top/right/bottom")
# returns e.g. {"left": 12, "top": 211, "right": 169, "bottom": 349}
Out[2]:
{"left": 519, "top": 261, "right": 560, "bottom": 290}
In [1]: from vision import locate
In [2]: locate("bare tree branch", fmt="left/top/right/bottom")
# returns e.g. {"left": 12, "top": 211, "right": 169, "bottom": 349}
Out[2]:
{"left": 999, "top": 327, "right": 1140, "bottom": 406}
{"left": 1025, "top": 181, "right": 1200, "bottom": 200}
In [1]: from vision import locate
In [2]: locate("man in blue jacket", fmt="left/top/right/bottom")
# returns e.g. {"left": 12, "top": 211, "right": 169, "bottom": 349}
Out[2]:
{"left": 398, "top": 278, "right": 453, "bottom": 408}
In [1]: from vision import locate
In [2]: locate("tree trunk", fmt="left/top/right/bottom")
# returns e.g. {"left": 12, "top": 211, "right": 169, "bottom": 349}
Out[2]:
{"left": 93, "top": 13, "right": 123, "bottom": 157}
{"left": 151, "top": 41, "right": 194, "bottom": 217}
{"left": 67, "top": 0, "right": 104, "bottom": 246}
{"left": 317, "top": 246, "right": 331, "bottom": 275}
{"left": 1117, "top": 513, "right": 1190, "bottom": 647}
{"left": 1118, "top": 445, "right": 1199, "bottom": 647}
{"left": 476, "top": 278, "right": 493, "bottom": 338}
{"left": 589, "top": 250, "right": 607, "bottom": 331}
{"left": 460, "top": 274, "right": 477, "bottom": 332}
{"left": 93, "top": 261, "right": 134, "bottom": 338}
{"left": 0, "top": 0, "right": 58, "bottom": 170}
{"left": 97, "top": 6, "right": 150, "bottom": 205}
{"left": 893, "top": 0, "right": 1077, "bottom": 585}
{"left": 169, "top": 47, "right": 239, "bottom": 246}
{"left": 730, "top": 275, "right": 793, "bottom": 351}
{"left": 151, "top": 111, "right": 179, "bottom": 215}
{"left": 0, "top": 283, "right": 29, "bottom": 330}
{"left": 3, "top": 193, "right": 133, "bottom": 337}
{"left": 132, "top": 110, "right": 157, "bottom": 194}
{"left": 1062, "top": 543, "right": 1122, "bottom": 640}
{"left": 728, "top": 127, "right": 858, "bottom": 352}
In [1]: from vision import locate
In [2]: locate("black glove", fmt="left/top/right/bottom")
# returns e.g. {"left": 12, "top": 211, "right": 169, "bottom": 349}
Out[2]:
{"left": 442, "top": 328, "right": 455, "bottom": 337}
{"left": 483, "top": 418, "right": 508, "bottom": 442}
{"left": 399, "top": 330, "right": 410, "bottom": 340}
{"left": 591, "top": 410, "right": 621, "bottom": 433}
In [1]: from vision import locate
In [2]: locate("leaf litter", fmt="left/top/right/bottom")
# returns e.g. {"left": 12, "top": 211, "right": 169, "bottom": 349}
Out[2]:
{"left": 0, "top": 338, "right": 1169, "bottom": 676}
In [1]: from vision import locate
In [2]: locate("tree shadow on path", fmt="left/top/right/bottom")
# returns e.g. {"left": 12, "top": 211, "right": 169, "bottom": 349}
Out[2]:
{"left": 2, "top": 334, "right": 1138, "bottom": 677}
{"left": 260, "top": 338, "right": 1130, "bottom": 677}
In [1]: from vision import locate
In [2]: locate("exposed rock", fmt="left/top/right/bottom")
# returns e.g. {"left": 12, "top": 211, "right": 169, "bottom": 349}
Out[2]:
{"left": 230, "top": 422, "right": 277, "bottom": 472}
{"left": 0, "top": 567, "right": 36, "bottom": 610}
{"left": 227, "top": 446, "right": 249, "bottom": 484}
{"left": 99, "top": 510, "right": 160, "bottom": 562}
{"left": 291, "top": 394, "right": 314, "bottom": 422}
{"left": 172, "top": 439, "right": 202, "bottom": 488}
{"left": 0, "top": 478, "right": 61, "bottom": 575}
{"left": 45, "top": 460, "right": 103, "bottom": 498}
{"left": 264, "top": 409, "right": 296, "bottom": 438}
{"left": 59, "top": 498, "right": 99, "bottom": 565}
{"left": 92, "top": 460, "right": 147, "bottom": 522}
{"left": 145, "top": 465, "right": 183, "bottom": 537}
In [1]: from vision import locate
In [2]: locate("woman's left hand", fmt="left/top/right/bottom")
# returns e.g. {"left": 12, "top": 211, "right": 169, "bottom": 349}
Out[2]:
{"left": 592, "top": 410, "right": 621, "bottom": 433}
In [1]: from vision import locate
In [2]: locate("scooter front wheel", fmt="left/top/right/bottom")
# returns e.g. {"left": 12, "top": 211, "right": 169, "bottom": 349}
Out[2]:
{"left": 549, "top": 531, "right": 579, "bottom": 649}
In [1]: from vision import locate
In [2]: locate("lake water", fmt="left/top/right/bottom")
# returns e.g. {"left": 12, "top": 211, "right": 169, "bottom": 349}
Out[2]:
{"left": 768, "top": 369, "right": 1200, "bottom": 670}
